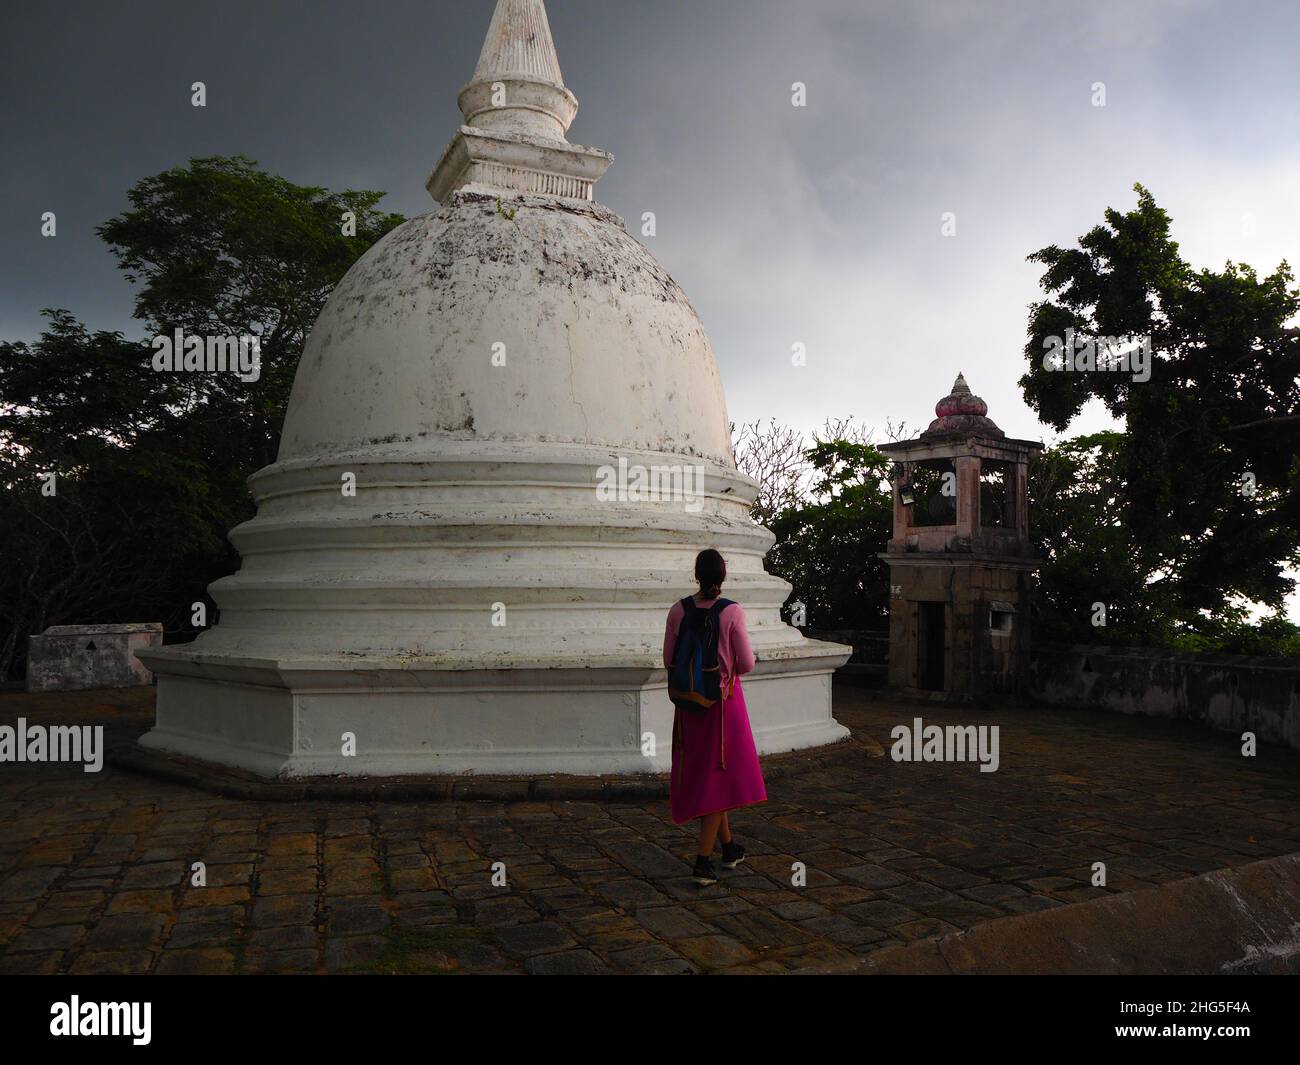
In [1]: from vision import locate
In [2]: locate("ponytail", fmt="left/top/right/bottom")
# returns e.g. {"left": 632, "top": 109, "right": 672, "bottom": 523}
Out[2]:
{"left": 694, "top": 548, "right": 726, "bottom": 599}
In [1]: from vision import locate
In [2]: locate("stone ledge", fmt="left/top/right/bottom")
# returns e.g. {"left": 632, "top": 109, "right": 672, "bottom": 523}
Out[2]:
{"left": 799, "top": 851, "right": 1300, "bottom": 975}
{"left": 108, "top": 731, "right": 871, "bottom": 803}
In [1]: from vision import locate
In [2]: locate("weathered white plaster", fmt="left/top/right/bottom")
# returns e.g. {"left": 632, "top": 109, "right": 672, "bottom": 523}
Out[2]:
{"left": 137, "top": 0, "right": 849, "bottom": 777}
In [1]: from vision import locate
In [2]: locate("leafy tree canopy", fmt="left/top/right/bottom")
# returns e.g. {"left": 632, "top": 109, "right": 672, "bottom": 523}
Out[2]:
{"left": 766, "top": 440, "right": 893, "bottom": 630}
{"left": 1020, "top": 184, "right": 1300, "bottom": 635}
{"left": 96, "top": 153, "right": 405, "bottom": 468}
{"left": 0, "top": 156, "right": 404, "bottom": 678}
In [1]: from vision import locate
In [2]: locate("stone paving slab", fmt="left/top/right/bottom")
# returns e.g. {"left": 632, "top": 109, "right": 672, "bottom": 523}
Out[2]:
{"left": 809, "top": 852, "right": 1300, "bottom": 975}
{"left": 1, "top": 683, "right": 1299, "bottom": 974}
{"left": 108, "top": 717, "right": 860, "bottom": 802}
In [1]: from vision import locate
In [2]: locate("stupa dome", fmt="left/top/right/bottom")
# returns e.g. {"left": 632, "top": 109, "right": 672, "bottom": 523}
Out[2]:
{"left": 279, "top": 193, "right": 731, "bottom": 465}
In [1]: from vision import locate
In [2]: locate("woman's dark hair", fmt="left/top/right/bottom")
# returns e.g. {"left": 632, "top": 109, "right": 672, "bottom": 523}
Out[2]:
{"left": 695, "top": 548, "right": 726, "bottom": 599}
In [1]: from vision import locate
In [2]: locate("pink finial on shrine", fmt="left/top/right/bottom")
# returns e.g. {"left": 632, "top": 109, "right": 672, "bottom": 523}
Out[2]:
{"left": 925, "top": 372, "right": 1002, "bottom": 438}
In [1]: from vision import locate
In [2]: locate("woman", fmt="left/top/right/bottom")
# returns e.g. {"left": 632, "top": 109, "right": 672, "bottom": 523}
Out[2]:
{"left": 663, "top": 548, "right": 767, "bottom": 886}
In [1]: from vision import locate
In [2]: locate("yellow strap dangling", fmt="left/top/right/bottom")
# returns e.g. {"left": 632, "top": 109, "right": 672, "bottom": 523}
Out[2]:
{"left": 719, "top": 702, "right": 726, "bottom": 770}
{"left": 718, "top": 676, "right": 727, "bottom": 770}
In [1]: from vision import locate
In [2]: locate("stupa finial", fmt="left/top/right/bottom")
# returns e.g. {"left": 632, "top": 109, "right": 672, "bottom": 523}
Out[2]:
{"left": 462, "top": 0, "right": 574, "bottom": 141}
{"left": 473, "top": 0, "right": 565, "bottom": 88}
{"left": 427, "top": 0, "right": 613, "bottom": 204}
{"left": 922, "top": 372, "right": 1004, "bottom": 439}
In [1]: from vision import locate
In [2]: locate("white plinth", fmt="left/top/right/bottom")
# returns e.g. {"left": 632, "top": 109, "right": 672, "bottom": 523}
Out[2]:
{"left": 137, "top": 645, "right": 848, "bottom": 779}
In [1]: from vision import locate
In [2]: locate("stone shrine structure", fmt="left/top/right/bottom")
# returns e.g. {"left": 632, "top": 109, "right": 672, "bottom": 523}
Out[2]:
{"left": 27, "top": 623, "right": 162, "bottom": 693}
{"left": 136, "top": 0, "right": 850, "bottom": 778}
{"left": 879, "top": 374, "right": 1042, "bottom": 700}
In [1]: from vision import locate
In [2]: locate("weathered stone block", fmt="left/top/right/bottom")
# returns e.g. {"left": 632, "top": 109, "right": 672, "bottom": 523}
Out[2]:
{"left": 25, "top": 623, "right": 162, "bottom": 692}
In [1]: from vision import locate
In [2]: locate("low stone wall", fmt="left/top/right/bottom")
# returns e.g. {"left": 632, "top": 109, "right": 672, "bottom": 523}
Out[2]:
{"left": 1029, "top": 644, "right": 1300, "bottom": 752}
{"left": 26, "top": 623, "right": 162, "bottom": 693}
{"left": 804, "top": 629, "right": 888, "bottom": 683}
{"left": 809, "top": 629, "right": 1300, "bottom": 752}
{"left": 804, "top": 630, "right": 889, "bottom": 664}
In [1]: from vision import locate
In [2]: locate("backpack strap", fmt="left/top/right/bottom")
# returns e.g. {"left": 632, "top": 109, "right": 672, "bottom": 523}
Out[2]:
{"left": 709, "top": 599, "right": 735, "bottom": 770}
{"left": 708, "top": 599, "right": 736, "bottom": 707}
{"left": 678, "top": 596, "right": 699, "bottom": 635}
{"left": 670, "top": 597, "right": 697, "bottom": 673}
{"left": 708, "top": 598, "right": 734, "bottom": 619}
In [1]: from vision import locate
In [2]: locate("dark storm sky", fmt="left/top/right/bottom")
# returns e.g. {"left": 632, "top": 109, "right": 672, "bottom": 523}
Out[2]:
{"left": 3, "top": 0, "right": 1298, "bottom": 443}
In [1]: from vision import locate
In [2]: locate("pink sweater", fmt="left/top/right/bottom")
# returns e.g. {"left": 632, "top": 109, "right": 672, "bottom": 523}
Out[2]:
{"left": 663, "top": 597, "right": 757, "bottom": 688}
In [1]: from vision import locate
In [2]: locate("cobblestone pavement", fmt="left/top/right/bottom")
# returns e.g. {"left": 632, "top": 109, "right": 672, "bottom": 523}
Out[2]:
{"left": 2, "top": 684, "right": 1298, "bottom": 974}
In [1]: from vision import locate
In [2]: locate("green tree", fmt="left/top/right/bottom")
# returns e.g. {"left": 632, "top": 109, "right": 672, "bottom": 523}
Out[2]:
{"left": 766, "top": 440, "right": 893, "bottom": 630}
{"left": 1029, "top": 433, "right": 1156, "bottom": 644}
{"left": 0, "top": 156, "right": 404, "bottom": 679}
{"left": 97, "top": 154, "right": 404, "bottom": 470}
{"left": 1020, "top": 185, "right": 1300, "bottom": 643}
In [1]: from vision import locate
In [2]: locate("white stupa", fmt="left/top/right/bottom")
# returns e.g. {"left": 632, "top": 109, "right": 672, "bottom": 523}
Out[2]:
{"left": 137, "top": 0, "right": 850, "bottom": 778}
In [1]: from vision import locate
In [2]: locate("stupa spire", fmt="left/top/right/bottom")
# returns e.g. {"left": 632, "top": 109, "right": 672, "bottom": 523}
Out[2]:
{"left": 427, "top": 0, "right": 613, "bottom": 203}
{"left": 473, "top": 0, "right": 564, "bottom": 86}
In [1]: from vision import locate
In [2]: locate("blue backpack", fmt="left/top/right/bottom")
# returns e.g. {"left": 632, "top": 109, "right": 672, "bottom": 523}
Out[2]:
{"left": 668, "top": 597, "right": 734, "bottom": 711}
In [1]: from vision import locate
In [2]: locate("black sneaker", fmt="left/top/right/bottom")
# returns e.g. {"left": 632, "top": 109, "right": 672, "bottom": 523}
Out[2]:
{"left": 719, "top": 841, "right": 746, "bottom": 869}
{"left": 692, "top": 855, "right": 719, "bottom": 886}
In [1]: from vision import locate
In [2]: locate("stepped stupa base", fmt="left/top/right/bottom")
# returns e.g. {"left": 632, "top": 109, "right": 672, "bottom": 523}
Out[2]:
{"left": 138, "top": 642, "right": 849, "bottom": 779}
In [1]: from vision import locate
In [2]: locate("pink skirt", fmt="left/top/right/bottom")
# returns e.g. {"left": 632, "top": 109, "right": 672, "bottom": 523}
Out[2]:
{"left": 670, "top": 679, "right": 768, "bottom": 825}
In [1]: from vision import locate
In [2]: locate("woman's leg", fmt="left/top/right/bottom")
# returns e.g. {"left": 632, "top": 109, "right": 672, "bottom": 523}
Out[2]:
{"left": 717, "top": 811, "right": 733, "bottom": 845}
{"left": 697, "top": 811, "right": 724, "bottom": 855}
